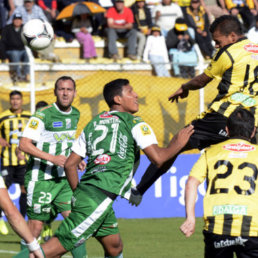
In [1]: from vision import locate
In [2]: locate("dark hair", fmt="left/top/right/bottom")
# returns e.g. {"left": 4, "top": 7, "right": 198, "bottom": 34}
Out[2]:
{"left": 54, "top": 76, "right": 76, "bottom": 91}
{"left": 210, "top": 15, "right": 243, "bottom": 36}
{"left": 36, "top": 101, "right": 48, "bottom": 110}
{"left": 227, "top": 108, "right": 255, "bottom": 139}
{"left": 9, "top": 90, "right": 22, "bottom": 98}
{"left": 103, "top": 79, "right": 129, "bottom": 107}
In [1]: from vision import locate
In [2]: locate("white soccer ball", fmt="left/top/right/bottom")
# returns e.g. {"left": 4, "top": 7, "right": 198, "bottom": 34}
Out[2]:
{"left": 21, "top": 19, "right": 54, "bottom": 50}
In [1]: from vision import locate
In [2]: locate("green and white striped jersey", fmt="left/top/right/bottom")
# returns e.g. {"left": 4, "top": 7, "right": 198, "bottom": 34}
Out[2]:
{"left": 23, "top": 103, "right": 80, "bottom": 181}
{"left": 72, "top": 110, "right": 158, "bottom": 199}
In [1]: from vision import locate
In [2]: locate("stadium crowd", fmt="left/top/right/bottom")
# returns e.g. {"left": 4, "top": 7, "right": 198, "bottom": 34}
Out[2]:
{"left": 0, "top": 0, "right": 257, "bottom": 78}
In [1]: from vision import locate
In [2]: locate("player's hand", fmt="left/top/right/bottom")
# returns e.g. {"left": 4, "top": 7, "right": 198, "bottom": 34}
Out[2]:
{"left": 52, "top": 155, "right": 67, "bottom": 167}
{"left": 0, "top": 138, "right": 11, "bottom": 147}
{"left": 129, "top": 187, "right": 142, "bottom": 207}
{"left": 180, "top": 218, "right": 195, "bottom": 237}
{"left": 173, "top": 125, "right": 194, "bottom": 148}
{"left": 168, "top": 86, "right": 189, "bottom": 103}
{"left": 78, "top": 160, "right": 86, "bottom": 172}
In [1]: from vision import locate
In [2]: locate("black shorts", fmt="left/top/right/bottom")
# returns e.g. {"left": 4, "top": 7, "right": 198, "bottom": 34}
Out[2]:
{"left": 1, "top": 165, "right": 26, "bottom": 188}
{"left": 204, "top": 230, "right": 258, "bottom": 258}
{"left": 188, "top": 112, "right": 229, "bottom": 150}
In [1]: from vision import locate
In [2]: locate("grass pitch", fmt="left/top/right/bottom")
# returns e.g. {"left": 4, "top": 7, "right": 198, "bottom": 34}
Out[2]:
{"left": 0, "top": 218, "right": 204, "bottom": 258}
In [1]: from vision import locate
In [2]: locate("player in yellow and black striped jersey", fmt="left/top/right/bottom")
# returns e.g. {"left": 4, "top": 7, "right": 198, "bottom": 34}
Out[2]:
{"left": 0, "top": 90, "right": 30, "bottom": 230}
{"left": 128, "top": 15, "right": 258, "bottom": 205}
{"left": 181, "top": 108, "right": 258, "bottom": 258}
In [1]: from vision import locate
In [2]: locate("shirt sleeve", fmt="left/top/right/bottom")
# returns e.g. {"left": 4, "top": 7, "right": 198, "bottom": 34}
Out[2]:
{"left": 131, "top": 122, "right": 158, "bottom": 150}
{"left": 71, "top": 131, "right": 87, "bottom": 158}
{"left": 204, "top": 50, "right": 232, "bottom": 79}
{"left": 189, "top": 151, "right": 207, "bottom": 183}
{"left": 22, "top": 117, "right": 45, "bottom": 142}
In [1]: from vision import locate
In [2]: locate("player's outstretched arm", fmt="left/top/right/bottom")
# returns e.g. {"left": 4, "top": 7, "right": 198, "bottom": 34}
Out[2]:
{"left": 180, "top": 176, "right": 200, "bottom": 237}
{"left": 143, "top": 125, "right": 194, "bottom": 168}
{"left": 0, "top": 188, "right": 43, "bottom": 258}
{"left": 168, "top": 73, "right": 212, "bottom": 103}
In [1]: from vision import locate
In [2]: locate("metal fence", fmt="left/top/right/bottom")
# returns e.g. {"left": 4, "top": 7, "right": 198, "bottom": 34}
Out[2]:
{"left": 0, "top": 48, "right": 219, "bottom": 149}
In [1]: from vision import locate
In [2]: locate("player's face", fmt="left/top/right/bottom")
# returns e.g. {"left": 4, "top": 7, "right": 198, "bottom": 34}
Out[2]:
{"left": 55, "top": 79, "right": 76, "bottom": 111}
{"left": 120, "top": 84, "right": 139, "bottom": 114}
{"left": 212, "top": 30, "right": 236, "bottom": 49}
{"left": 10, "top": 94, "right": 23, "bottom": 112}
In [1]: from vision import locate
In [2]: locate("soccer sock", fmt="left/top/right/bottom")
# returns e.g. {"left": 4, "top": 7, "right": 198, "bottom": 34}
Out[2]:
{"left": 20, "top": 239, "right": 27, "bottom": 250}
{"left": 105, "top": 252, "right": 123, "bottom": 258}
{"left": 19, "top": 193, "right": 27, "bottom": 218}
{"left": 71, "top": 243, "right": 87, "bottom": 258}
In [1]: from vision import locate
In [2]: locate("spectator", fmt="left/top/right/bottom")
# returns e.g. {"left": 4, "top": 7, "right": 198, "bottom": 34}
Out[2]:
{"left": 72, "top": 14, "right": 97, "bottom": 61}
{"left": 106, "top": 0, "right": 137, "bottom": 61}
{"left": 8, "top": 0, "right": 60, "bottom": 62}
{"left": 153, "top": 0, "right": 183, "bottom": 37}
{"left": 1, "top": 13, "right": 29, "bottom": 83}
{"left": 224, "top": 0, "right": 257, "bottom": 31}
{"left": 8, "top": 0, "right": 47, "bottom": 23}
{"left": 247, "top": 15, "right": 258, "bottom": 43}
{"left": 37, "top": 0, "right": 57, "bottom": 24}
{"left": 0, "top": 0, "right": 11, "bottom": 32}
{"left": 184, "top": 0, "right": 214, "bottom": 59}
{"left": 145, "top": 0, "right": 161, "bottom": 20}
{"left": 143, "top": 25, "right": 170, "bottom": 77}
{"left": 166, "top": 18, "right": 196, "bottom": 78}
{"left": 131, "top": 0, "right": 153, "bottom": 59}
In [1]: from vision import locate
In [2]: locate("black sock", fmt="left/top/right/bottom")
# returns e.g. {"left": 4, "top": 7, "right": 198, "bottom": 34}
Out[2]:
{"left": 19, "top": 193, "right": 27, "bottom": 218}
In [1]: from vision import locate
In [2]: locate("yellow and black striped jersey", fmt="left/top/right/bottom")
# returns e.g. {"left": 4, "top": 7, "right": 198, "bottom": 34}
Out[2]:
{"left": 204, "top": 38, "right": 258, "bottom": 122}
{"left": 0, "top": 109, "right": 30, "bottom": 166}
{"left": 190, "top": 138, "right": 258, "bottom": 237}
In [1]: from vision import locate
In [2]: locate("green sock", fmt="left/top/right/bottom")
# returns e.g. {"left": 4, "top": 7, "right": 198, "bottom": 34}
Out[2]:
{"left": 71, "top": 243, "right": 87, "bottom": 258}
{"left": 20, "top": 239, "right": 27, "bottom": 251}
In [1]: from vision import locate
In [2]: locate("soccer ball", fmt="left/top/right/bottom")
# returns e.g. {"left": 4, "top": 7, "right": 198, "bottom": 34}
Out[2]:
{"left": 21, "top": 19, "right": 54, "bottom": 50}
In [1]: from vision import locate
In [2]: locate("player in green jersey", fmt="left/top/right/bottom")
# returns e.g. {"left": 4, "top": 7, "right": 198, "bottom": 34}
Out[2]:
{"left": 18, "top": 76, "right": 87, "bottom": 258}
{"left": 14, "top": 78, "right": 194, "bottom": 258}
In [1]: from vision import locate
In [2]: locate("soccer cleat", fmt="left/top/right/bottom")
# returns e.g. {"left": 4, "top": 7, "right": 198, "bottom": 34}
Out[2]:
{"left": 0, "top": 219, "right": 9, "bottom": 235}
{"left": 42, "top": 224, "right": 53, "bottom": 242}
{"left": 129, "top": 187, "right": 142, "bottom": 207}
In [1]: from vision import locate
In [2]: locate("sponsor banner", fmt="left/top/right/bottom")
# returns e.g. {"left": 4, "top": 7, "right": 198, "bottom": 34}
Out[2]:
{"left": 6, "top": 153, "right": 205, "bottom": 220}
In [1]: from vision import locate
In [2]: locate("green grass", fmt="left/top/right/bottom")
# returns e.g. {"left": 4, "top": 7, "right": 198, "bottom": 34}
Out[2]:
{"left": 0, "top": 218, "right": 204, "bottom": 258}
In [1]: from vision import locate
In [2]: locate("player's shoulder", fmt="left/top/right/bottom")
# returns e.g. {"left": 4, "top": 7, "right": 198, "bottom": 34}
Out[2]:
{"left": 0, "top": 109, "right": 12, "bottom": 118}
{"left": 21, "top": 110, "right": 31, "bottom": 117}
{"left": 34, "top": 104, "right": 53, "bottom": 120}
{"left": 71, "top": 106, "right": 80, "bottom": 115}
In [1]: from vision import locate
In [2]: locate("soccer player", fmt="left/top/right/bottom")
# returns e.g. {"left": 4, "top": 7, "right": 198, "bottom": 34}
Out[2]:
{"left": 14, "top": 78, "right": 194, "bottom": 257}
{"left": 130, "top": 15, "right": 258, "bottom": 205}
{"left": 0, "top": 90, "right": 30, "bottom": 235}
{"left": 0, "top": 175, "right": 43, "bottom": 257}
{"left": 180, "top": 108, "right": 258, "bottom": 257}
{"left": 18, "top": 76, "right": 87, "bottom": 257}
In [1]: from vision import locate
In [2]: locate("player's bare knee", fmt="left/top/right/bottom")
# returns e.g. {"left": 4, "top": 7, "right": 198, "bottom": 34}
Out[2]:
{"left": 28, "top": 219, "right": 44, "bottom": 237}
{"left": 107, "top": 240, "right": 123, "bottom": 257}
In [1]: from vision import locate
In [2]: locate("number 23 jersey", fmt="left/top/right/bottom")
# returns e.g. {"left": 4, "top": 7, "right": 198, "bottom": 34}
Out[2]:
{"left": 72, "top": 111, "right": 158, "bottom": 199}
{"left": 191, "top": 138, "right": 258, "bottom": 236}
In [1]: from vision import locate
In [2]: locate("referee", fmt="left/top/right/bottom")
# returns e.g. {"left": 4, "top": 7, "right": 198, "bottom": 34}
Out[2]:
{"left": 181, "top": 108, "right": 258, "bottom": 257}
{"left": 0, "top": 90, "right": 30, "bottom": 234}
{"left": 129, "top": 15, "right": 258, "bottom": 204}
